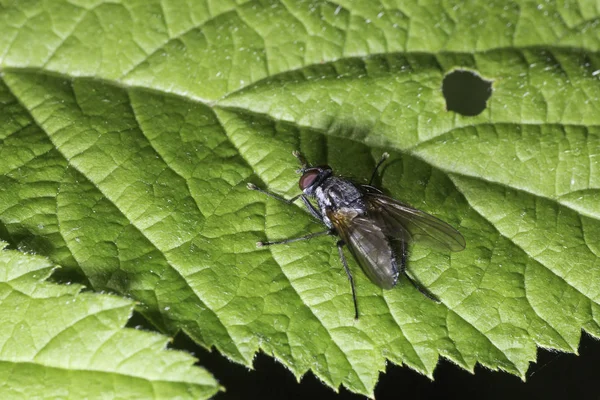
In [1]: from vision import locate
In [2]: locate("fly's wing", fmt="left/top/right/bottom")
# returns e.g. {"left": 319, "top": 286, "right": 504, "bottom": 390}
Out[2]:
{"left": 328, "top": 209, "right": 400, "bottom": 289}
{"left": 364, "top": 192, "right": 466, "bottom": 252}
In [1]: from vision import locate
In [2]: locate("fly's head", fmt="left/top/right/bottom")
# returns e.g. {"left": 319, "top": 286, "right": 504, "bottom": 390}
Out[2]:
{"left": 298, "top": 165, "right": 332, "bottom": 195}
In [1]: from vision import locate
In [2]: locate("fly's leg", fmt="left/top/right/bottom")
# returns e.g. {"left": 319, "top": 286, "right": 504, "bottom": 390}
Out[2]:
{"left": 292, "top": 150, "right": 310, "bottom": 170}
{"left": 247, "top": 183, "right": 303, "bottom": 204}
{"left": 257, "top": 230, "right": 331, "bottom": 247}
{"left": 248, "top": 150, "right": 322, "bottom": 217}
{"left": 406, "top": 272, "right": 440, "bottom": 302}
{"left": 397, "top": 238, "right": 407, "bottom": 275}
{"left": 248, "top": 151, "right": 310, "bottom": 200}
{"left": 249, "top": 181, "right": 330, "bottom": 245}
{"left": 337, "top": 240, "right": 359, "bottom": 320}
{"left": 248, "top": 183, "right": 325, "bottom": 223}
{"left": 398, "top": 240, "right": 440, "bottom": 303}
{"left": 300, "top": 195, "right": 325, "bottom": 221}
{"left": 368, "top": 152, "right": 390, "bottom": 186}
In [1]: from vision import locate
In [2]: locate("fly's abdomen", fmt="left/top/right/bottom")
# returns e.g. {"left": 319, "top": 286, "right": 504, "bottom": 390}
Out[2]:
{"left": 327, "top": 208, "right": 399, "bottom": 290}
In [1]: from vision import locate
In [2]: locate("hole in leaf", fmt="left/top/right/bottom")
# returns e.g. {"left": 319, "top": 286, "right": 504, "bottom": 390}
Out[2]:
{"left": 442, "top": 70, "right": 492, "bottom": 116}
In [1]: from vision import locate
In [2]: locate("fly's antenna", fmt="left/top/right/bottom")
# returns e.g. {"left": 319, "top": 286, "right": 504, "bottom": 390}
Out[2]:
{"left": 293, "top": 150, "right": 310, "bottom": 173}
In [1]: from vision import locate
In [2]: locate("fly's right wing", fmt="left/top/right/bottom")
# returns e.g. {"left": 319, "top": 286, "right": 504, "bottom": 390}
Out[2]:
{"left": 364, "top": 193, "right": 466, "bottom": 252}
{"left": 327, "top": 208, "right": 402, "bottom": 289}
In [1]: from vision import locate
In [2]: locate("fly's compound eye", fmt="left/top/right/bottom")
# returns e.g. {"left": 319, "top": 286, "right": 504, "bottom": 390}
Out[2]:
{"left": 299, "top": 169, "right": 320, "bottom": 190}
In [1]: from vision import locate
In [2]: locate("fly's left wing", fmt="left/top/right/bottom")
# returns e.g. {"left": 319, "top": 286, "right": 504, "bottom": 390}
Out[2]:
{"left": 327, "top": 208, "right": 401, "bottom": 289}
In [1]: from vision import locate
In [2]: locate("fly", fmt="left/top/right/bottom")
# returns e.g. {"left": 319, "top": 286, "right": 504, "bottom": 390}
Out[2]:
{"left": 248, "top": 151, "right": 466, "bottom": 319}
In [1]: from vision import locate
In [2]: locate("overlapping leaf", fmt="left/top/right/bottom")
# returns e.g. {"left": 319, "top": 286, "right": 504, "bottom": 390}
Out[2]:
{"left": 0, "top": 0, "right": 598, "bottom": 396}
{"left": 0, "top": 242, "right": 219, "bottom": 399}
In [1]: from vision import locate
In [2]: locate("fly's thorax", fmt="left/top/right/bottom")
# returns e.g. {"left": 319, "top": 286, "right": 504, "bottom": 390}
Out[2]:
{"left": 311, "top": 185, "right": 332, "bottom": 228}
{"left": 321, "top": 177, "right": 366, "bottom": 210}
{"left": 313, "top": 176, "right": 367, "bottom": 219}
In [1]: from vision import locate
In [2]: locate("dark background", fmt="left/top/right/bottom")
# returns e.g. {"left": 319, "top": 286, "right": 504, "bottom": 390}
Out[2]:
{"left": 174, "top": 329, "right": 599, "bottom": 400}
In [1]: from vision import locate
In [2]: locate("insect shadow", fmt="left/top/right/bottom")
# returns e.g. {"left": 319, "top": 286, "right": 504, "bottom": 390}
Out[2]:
{"left": 249, "top": 151, "right": 465, "bottom": 319}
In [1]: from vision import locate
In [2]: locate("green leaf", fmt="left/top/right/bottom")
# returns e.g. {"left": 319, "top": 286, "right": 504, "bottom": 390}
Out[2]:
{"left": 0, "top": 0, "right": 599, "bottom": 397}
{"left": 0, "top": 241, "right": 219, "bottom": 399}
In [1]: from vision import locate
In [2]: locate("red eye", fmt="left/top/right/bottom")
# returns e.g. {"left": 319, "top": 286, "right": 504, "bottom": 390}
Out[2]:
{"left": 299, "top": 170, "right": 319, "bottom": 190}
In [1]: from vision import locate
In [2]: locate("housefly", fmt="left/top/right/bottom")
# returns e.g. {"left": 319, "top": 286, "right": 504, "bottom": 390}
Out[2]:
{"left": 248, "top": 151, "right": 465, "bottom": 319}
